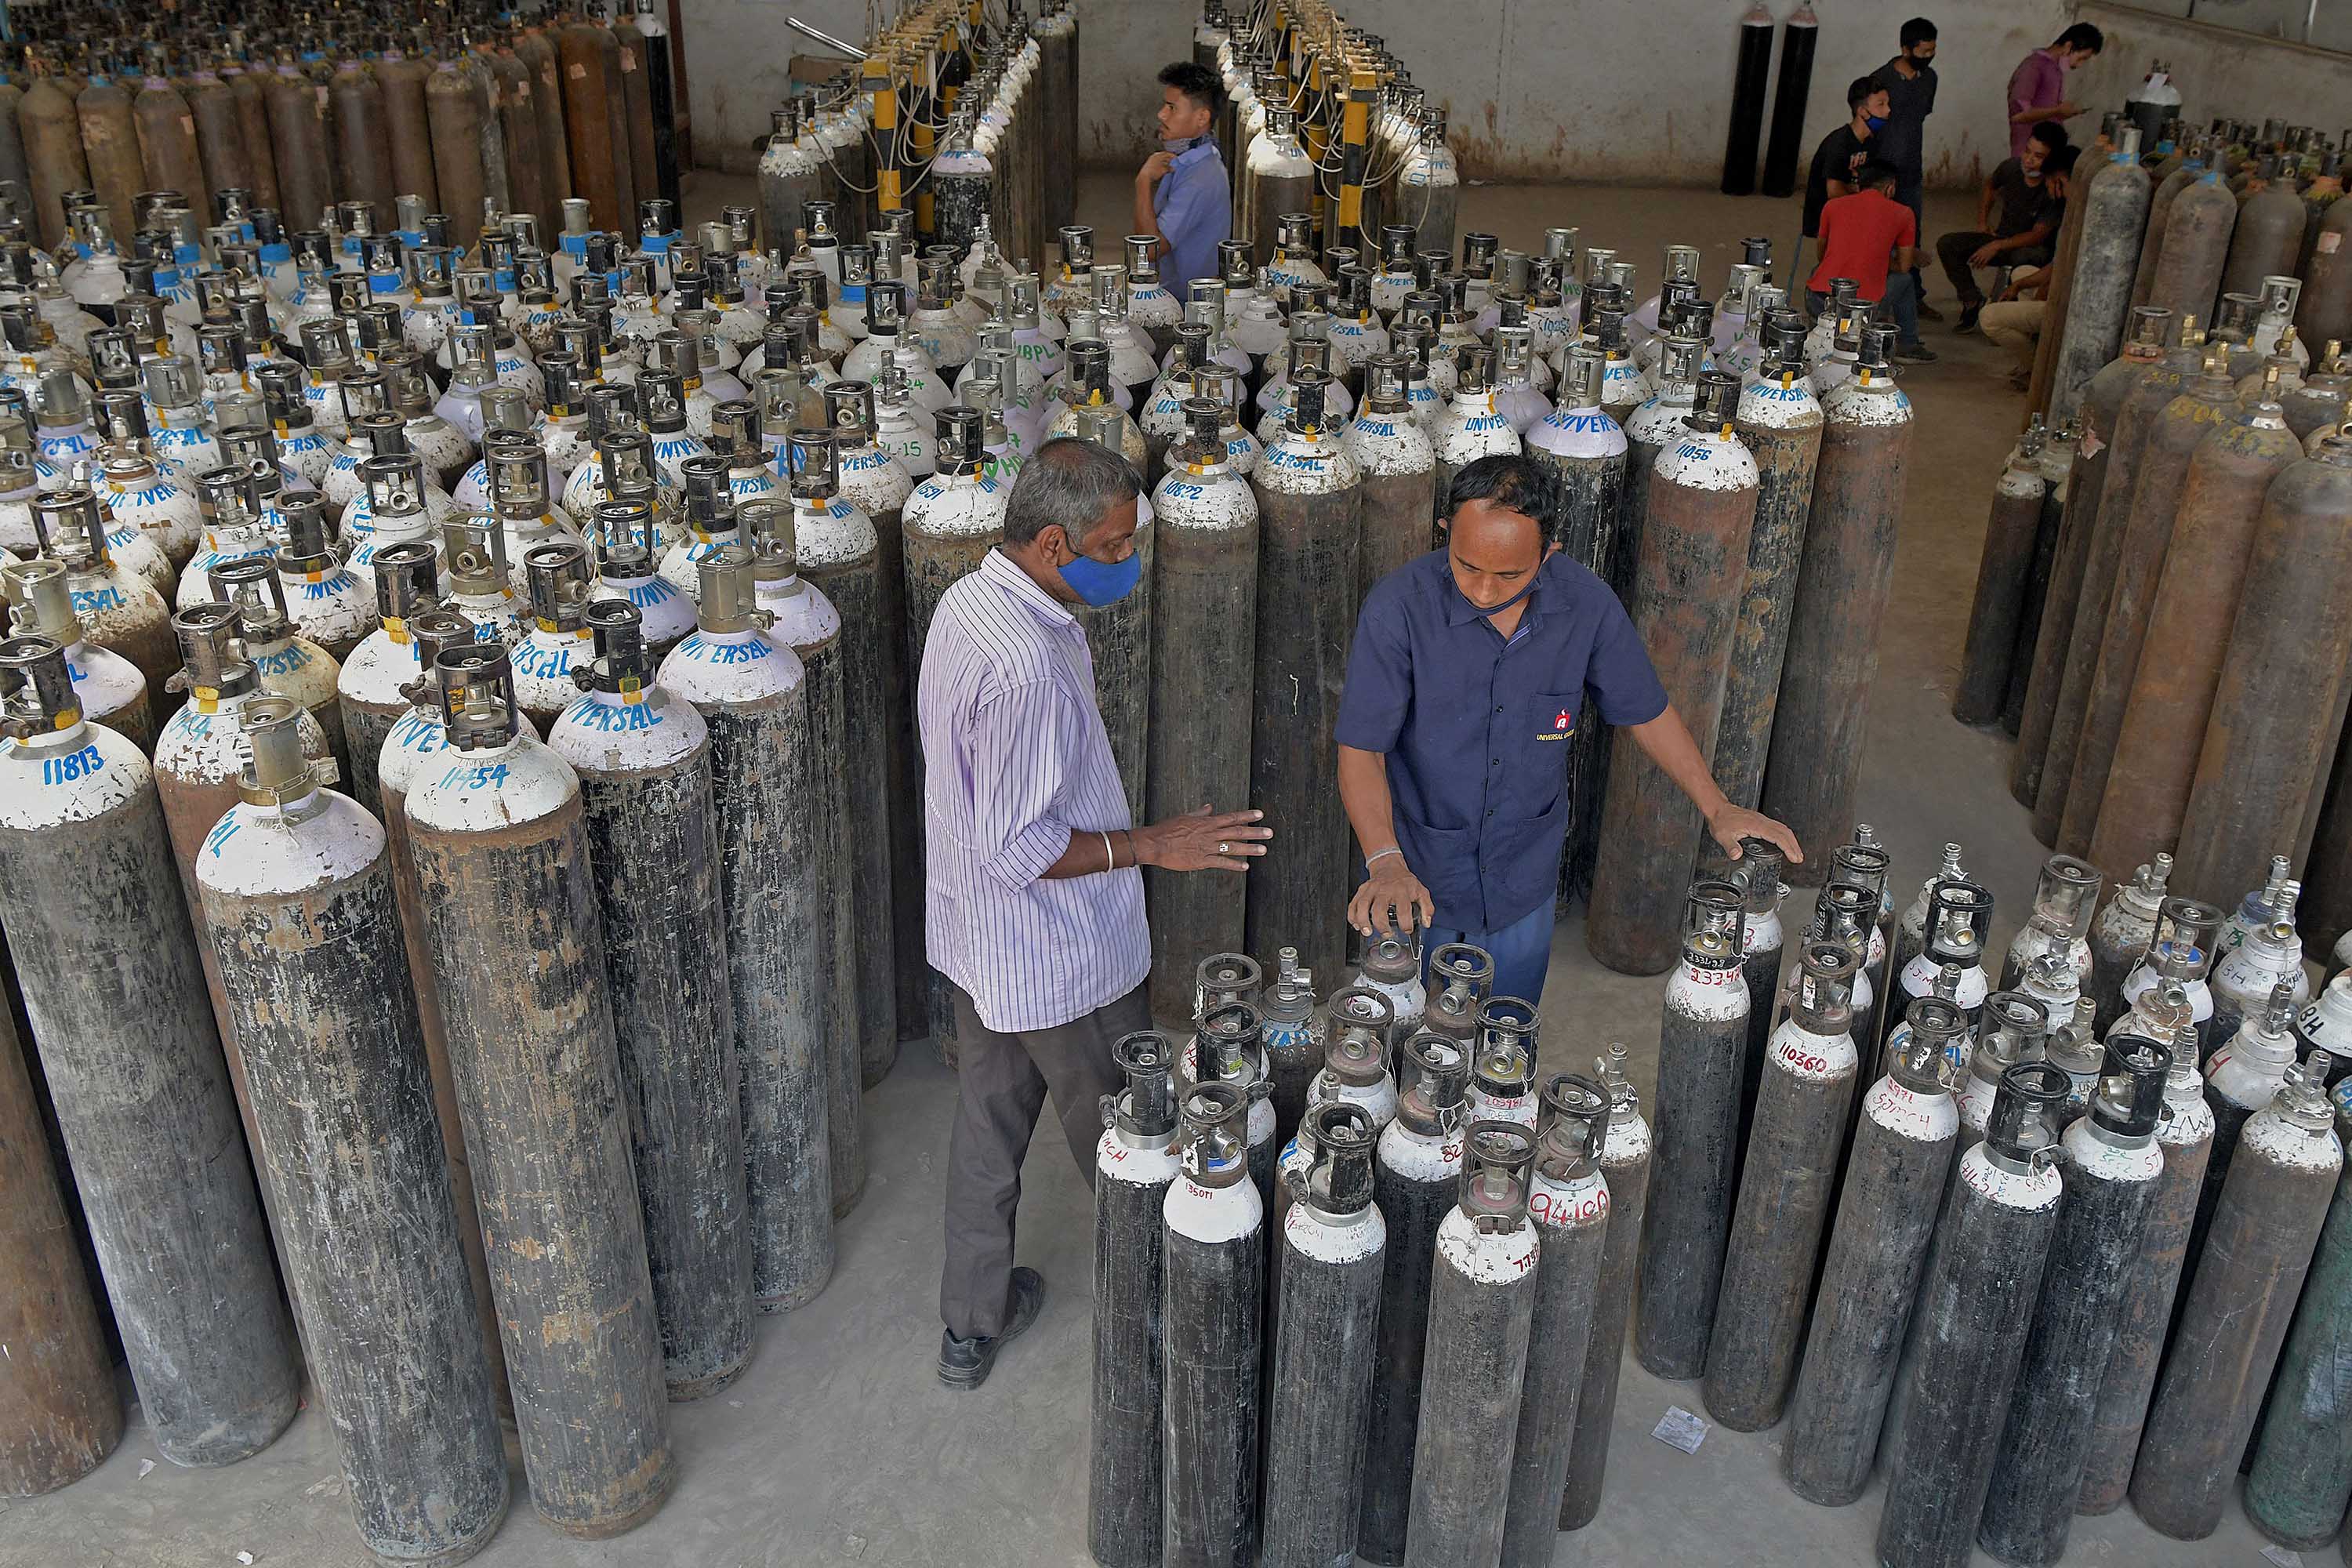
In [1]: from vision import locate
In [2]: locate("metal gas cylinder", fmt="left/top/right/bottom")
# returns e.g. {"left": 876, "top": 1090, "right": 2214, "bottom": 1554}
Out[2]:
{"left": 32, "top": 488, "right": 176, "bottom": 709}
{"left": 658, "top": 546, "right": 830, "bottom": 1310}
{"left": 194, "top": 695, "right": 507, "bottom": 1560}
{"left": 404, "top": 642, "right": 673, "bottom": 1534}
{"left": 205, "top": 554, "right": 347, "bottom": 764}
{"left": 2050, "top": 127, "right": 2154, "bottom": 423}
{"left": 1635, "top": 879, "right": 1750, "bottom": 1377}
{"left": 2, "top": 555, "right": 151, "bottom": 750}
{"left": 588, "top": 496, "right": 695, "bottom": 659}
{"left": 1089, "top": 1031, "right": 1180, "bottom": 1568}
{"left": 0, "top": 634, "right": 300, "bottom": 1465}
{"left": 2000, "top": 854, "right": 2102, "bottom": 992}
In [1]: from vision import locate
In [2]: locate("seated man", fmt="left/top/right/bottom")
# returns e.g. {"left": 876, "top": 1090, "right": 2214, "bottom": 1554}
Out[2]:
{"left": 1940, "top": 122, "right": 2067, "bottom": 332}
{"left": 1806, "top": 158, "right": 1935, "bottom": 362}
{"left": 1798, "top": 74, "right": 1889, "bottom": 288}
{"left": 1980, "top": 144, "right": 2079, "bottom": 389}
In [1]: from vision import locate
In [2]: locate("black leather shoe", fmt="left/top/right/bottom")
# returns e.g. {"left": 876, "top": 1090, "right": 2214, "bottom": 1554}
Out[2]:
{"left": 938, "top": 1267, "right": 1044, "bottom": 1390}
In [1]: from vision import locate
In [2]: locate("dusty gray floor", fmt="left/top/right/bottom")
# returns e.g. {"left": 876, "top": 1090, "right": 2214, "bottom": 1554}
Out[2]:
{"left": 4, "top": 175, "right": 2279, "bottom": 1568}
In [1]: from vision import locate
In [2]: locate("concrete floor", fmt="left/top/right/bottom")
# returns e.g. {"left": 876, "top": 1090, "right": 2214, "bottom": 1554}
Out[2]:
{"left": 5, "top": 176, "right": 2279, "bottom": 1568}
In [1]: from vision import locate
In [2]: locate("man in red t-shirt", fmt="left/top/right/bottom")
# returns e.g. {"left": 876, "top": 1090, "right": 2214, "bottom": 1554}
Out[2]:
{"left": 1806, "top": 158, "right": 1935, "bottom": 362}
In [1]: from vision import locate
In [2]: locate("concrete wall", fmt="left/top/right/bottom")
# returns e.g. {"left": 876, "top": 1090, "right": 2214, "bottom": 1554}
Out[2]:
{"left": 681, "top": 0, "right": 2352, "bottom": 189}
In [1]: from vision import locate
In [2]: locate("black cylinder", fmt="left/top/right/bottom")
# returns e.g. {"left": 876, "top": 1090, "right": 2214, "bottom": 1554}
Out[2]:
{"left": 1358, "top": 1036, "right": 1468, "bottom": 1565}
{"left": 1876, "top": 1062, "right": 2070, "bottom": 1568}
{"left": 1977, "top": 1036, "right": 2171, "bottom": 1563}
{"left": 2132, "top": 1065, "right": 2342, "bottom": 1540}
{"left": 1261, "top": 1102, "right": 1386, "bottom": 1568}
{"left": 1635, "top": 880, "right": 1749, "bottom": 1377}
{"left": 1758, "top": 13, "right": 1819, "bottom": 201}
{"left": 1955, "top": 441, "right": 2049, "bottom": 726}
{"left": 1160, "top": 1080, "right": 1265, "bottom": 1568}
{"left": 2245, "top": 1092, "right": 2352, "bottom": 1548}
{"left": 0, "top": 716, "right": 301, "bottom": 1468}
{"left": 1500, "top": 1077, "right": 1612, "bottom": 1568}
{"left": 1782, "top": 1004, "right": 1960, "bottom": 1507}
{"left": 196, "top": 742, "right": 508, "bottom": 1559}
{"left": 1720, "top": 11, "right": 1775, "bottom": 197}
{"left": 1090, "top": 1033, "right": 1179, "bottom": 1568}
{"left": 1703, "top": 942, "right": 1858, "bottom": 1431}
{"left": 1559, "top": 1048, "right": 1653, "bottom": 1531}
{"left": 1404, "top": 1122, "right": 1542, "bottom": 1567}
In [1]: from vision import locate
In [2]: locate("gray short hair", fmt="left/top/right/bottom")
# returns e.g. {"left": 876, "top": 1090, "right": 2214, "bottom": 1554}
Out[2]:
{"left": 1003, "top": 437, "right": 1144, "bottom": 546}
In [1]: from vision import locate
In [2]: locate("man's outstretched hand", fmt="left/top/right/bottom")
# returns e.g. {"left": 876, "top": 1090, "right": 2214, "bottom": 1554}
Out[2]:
{"left": 1706, "top": 802, "right": 1806, "bottom": 866}
{"left": 1350, "top": 855, "right": 1437, "bottom": 936}
{"left": 1133, "top": 804, "right": 1269, "bottom": 872}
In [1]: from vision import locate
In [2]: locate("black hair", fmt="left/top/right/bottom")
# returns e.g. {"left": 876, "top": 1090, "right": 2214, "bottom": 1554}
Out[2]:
{"left": 1900, "top": 17, "right": 1937, "bottom": 48}
{"left": 1002, "top": 437, "right": 1143, "bottom": 546}
{"left": 2047, "top": 144, "right": 2082, "bottom": 177}
{"left": 1857, "top": 158, "right": 1902, "bottom": 191}
{"left": 1848, "top": 74, "right": 1888, "bottom": 113}
{"left": 2054, "top": 22, "right": 2104, "bottom": 53}
{"left": 2029, "top": 121, "right": 2071, "bottom": 151}
{"left": 1159, "top": 61, "right": 1225, "bottom": 118}
{"left": 1446, "top": 454, "right": 1559, "bottom": 543}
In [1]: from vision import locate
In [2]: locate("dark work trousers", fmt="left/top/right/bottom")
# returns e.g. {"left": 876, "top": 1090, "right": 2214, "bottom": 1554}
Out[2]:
{"left": 939, "top": 981, "right": 1149, "bottom": 1338}
{"left": 1898, "top": 182, "right": 1928, "bottom": 298}
{"left": 1938, "top": 230, "right": 2053, "bottom": 307}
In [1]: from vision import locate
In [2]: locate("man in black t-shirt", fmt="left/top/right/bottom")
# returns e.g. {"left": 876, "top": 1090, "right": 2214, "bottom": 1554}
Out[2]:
{"left": 1938, "top": 121, "right": 2067, "bottom": 332}
{"left": 1799, "top": 74, "right": 1891, "bottom": 303}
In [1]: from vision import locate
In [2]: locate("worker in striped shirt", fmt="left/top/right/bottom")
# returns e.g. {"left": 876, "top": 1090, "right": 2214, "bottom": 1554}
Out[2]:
{"left": 919, "top": 436, "right": 1269, "bottom": 1390}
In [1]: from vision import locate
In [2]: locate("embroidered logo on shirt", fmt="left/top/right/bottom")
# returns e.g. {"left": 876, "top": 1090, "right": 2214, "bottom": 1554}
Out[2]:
{"left": 1538, "top": 709, "right": 1574, "bottom": 742}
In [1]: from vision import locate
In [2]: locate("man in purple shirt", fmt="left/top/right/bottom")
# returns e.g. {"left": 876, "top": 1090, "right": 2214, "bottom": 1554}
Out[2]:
{"left": 2007, "top": 22, "right": 2102, "bottom": 159}
{"left": 1134, "top": 61, "right": 1230, "bottom": 292}
{"left": 920, "top": 437, "right": 1266, "bottom": 1389}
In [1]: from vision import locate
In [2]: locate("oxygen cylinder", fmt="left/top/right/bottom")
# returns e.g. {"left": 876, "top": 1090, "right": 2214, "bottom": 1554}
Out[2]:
{"left": 2210, "top": 890, "right": 2306, "bottom": 1054}
{"left": 1345, "top": 353, "right": 1435, "bottom": 605}
{"left": 404, "top": 643, "right": 673, "bottom": 1534}
{"left": 1259, "top": 958, "right": 1319, "bottom": 1148}
{"left": 493, "top": 47, "right": 547, "bottom": 227}
{"left": 2063, "top": 341, "right": 2243, "bottom": 856}
{"left": 376, "top": 48, "right": 436, "bottom": 217}
{"left": 1726, "top": 837, "right": 1788, "bottom": 1172}
{"left": 423, "top": 62, "right": 488, "bottom": 255}
{"left": 1783, "top": 999, "right": 1960, "bottom": 1505}
{"left": 659, "top": 546, "right": 831, "bottom": 1309}
{"left": 1525, "top": 344, "right": 1625, "bottom": 902}
{"left": 326, "top": 61, "right": 393, "bottom": 223}
{"left": 1548, "top": 1047, "right": 1651, "bottom": 1532}
{"left": 75, "top": 78, "right": 140, "bottom": 243}
{"left": 1703, "top": 940, "right": 1857, "bottom": 1431}
{"left": 1977, "top": 1034, "right": 2171, "bottom": 1563}
{"left": 1589, "top": 374, "right": 1756, "bottom": 970}
{"left": 1955, "top": 430, "right": 2048, "bottom": 726}
{"left": 1357, "top": 1033, "right": 1469, "bottom": 1566}
{"left": 2243, "top": 1080, "right": 2352, "bottom": 1547}
{"left": 1497, "top": 1076, "right": 1611, "bottom": 1568}
{"left": 2, "top": 555, "right": 151, "bottom": 750}
{"left": 2174, "top": 432, "right": 2352, "bottom": 905}
{"left": 2134, "top": 1060, "right": 2342, "bottom": 1539}
{"left": 2223, "top": 157, "right": 2310, "bottom": 304}
{"left": 2051, "top": 129, "right": 2154, "bottom": 423}
{"left": 263, "top": 66, "right": 331, "bottom": 236}
{"left": 2093, "top": 375, "right": 2302, "bottom": 873}
{"left": 2086, "top": 855, "right": 2170, "bottom": 1032}
{"left": 517, "top": 27, "right": 572, "bottom": 211}
{"left": 1759, "top": 328, "right": 1910, "bottom": 875}
{"left": 1160, "top": 1077, "right": 1264, "bottom": 1568}
{"left": 1721, "top": 2, "right": 1774, "bottom": 196}
{"left": 1087, "top": 1030, "right": 1179, "bottom": 1568}
{"left": 546, "top": 600, "right": 749, "bottom": 1399}
{"left": 2075, "top": 1047, "right": 2214, "bottom": 1512}
{"left": 746, "top": 479, "right": 862, "bottom": 1216}
{"left": 1711, "top": 322, "right": 1821, "bottom": 811}
{"left": 194, "top": 694, "right": 508, "bottom": 1559}
{"left": 0, "top": 977, "right": 119, "bottom": 1497}
{"left": 1756, "top": 2, "right": 1817, "bottom": 198}
{"left": 1244, "top": 368, "right": 1357, "bottom": 989}
{"left": 1260, "top": 1100, "right": 1387, "bottom": 1568}
{"left": 2001, "top": 420, "right": 2078, "bottom": 735}
{"left": 1875, "top": 1060, "right": 2070, "bottom": 1568}
{"left": 2143, "top": 162, "right": 2235, "bottom": 328}
{"left": 223, "top": 67, "right": 278, "bottom": 219}
{"left": 337, "top": 533, "right": 441, "bottom": 824}
{"left": 1998, "top": 854, "right": 2101, "bottom": 993}
{"left": 26, "top": 487, "right": 172, "bottom": 702}
{"left": 0, "top": 635, "right": 300, "bottom": 1464}
{"left": 782, "top": 419, "right": 895, "bottom": 1086}
{"left": 1635, "top": 879, "right": 1748, "bottom": 1377}
{"left": 21, "top": 76, "right": 88, "bottom": 251}
{"left": 2197, "top": 982, "right": 2304, "bottom": 1271}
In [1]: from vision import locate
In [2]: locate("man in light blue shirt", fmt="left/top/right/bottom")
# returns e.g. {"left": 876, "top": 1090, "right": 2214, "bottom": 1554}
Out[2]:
{"left": 1134, "top": 61, "right": 1230, "bottom": 292}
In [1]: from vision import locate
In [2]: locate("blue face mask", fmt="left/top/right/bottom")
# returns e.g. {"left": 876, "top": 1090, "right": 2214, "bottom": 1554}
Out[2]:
{"left": 1060, "top": 545, "right": 1143, "bottom": 606}
{"left": 1866, "top": 115, "right": 1888, "bottom": 132}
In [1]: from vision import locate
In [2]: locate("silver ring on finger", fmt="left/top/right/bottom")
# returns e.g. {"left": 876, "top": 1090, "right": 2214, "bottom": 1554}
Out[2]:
{"left": 1218, "top": 841, "right": 1228, "bottom": 855}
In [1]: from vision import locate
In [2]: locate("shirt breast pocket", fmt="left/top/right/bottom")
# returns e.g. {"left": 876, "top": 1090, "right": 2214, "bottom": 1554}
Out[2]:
{"left": 1531, "top": 691, "right": 1579, "bottom": 747}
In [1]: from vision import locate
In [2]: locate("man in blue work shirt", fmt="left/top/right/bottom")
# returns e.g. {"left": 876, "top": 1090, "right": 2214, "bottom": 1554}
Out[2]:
{"left": 1134, "top": 61, "right": 1229, "bottom": 292}
{"left": 1334, "top": 456, "right": 1802, "bottom": 1003}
